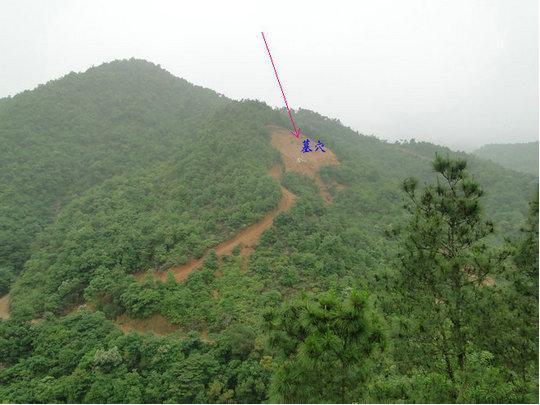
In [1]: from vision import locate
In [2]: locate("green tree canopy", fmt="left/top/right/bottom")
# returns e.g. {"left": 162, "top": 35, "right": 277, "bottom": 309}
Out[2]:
{"left": 264, "top": 290, "right": 385, "bottom": 403}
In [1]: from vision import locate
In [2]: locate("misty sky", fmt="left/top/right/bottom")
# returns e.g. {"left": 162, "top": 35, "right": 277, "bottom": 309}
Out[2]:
{"left": 1, "top": 0, "right": 537, "bottom": 150}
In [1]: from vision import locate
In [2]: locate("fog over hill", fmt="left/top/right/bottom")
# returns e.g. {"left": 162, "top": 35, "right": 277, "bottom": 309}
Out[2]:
{"left": 474, "top": 141, "right": 539, "bottom": 176}
{"left": 1, "top": 0, "right": 538, "bottom": 150}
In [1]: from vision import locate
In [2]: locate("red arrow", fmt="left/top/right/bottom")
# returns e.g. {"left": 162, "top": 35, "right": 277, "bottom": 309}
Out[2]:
{"left": 261, "top": 32, "right": 301, "bottom": 138}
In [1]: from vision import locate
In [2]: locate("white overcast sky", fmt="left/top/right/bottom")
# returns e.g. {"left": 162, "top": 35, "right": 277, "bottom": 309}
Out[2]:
{"left": 0, "top": 0, "right": 537, "bottom": 150}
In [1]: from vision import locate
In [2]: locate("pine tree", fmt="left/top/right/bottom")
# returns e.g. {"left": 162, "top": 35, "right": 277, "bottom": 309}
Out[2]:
{"left": 502, "top": 194, "right": 538, "bottom": 396}
{"left": 264, "top": 290, "right": 385, "bottom": 403}
{"left": 397, "top": 154, "right": 497, "bottom": 385}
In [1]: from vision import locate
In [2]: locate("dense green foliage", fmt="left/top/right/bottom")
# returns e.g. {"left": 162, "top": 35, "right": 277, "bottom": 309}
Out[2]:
{"left": 0, "top": 60, "right": 537, "bottom": 403}
{"left": 0, "top": 59, "right": 230, "bottom": 294}
{"left": 10, "top": 101, "right": 283, "bottom": 319}
{"left": 0, "top": 311, "right": 270, "bottom": 403}
{"left": 264, "top": 290, "right": 385, "bottom": 403}
{"left": 391, "top": 156, "right": 510, "bottom": 400}
{"left": 393, "top": 138, "right": 537, "bottom": 236}
{"left": 474, "top": 141, "right": 539, "bottom": 176}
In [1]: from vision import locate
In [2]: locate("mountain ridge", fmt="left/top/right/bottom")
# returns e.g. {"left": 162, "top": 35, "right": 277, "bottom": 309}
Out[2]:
{"left": 473, "top": 141, "right": 538, "bottom": 176}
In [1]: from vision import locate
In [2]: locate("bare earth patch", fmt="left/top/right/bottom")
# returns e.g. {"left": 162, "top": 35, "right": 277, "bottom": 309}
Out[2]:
{"left": 0, "top": 294, "right": 10, "bottom": 320}
{"left": 270, "top": 126, "right": 340, "bottom": 202}
{"left": 136, "top": 126, "right": 342, "bottom": 284}
{"left": 115, "top": 313, "right": 179, "bottom": 335}
{"left": 0, "top": 127, "right": 344, "bottom": 337}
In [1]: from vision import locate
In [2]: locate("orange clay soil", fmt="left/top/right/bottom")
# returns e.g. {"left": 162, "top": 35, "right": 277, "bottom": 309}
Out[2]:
{"left": 270, "top": 126, "right": 339, "bottom": 202}
{"left": 136, "top": 126, "right": 340, "bottom": 284}
{"left": 0, "top": 127, "right": 341, "bottom": 331}
{"left": 140, "top": 175, "right": 296, "bottom": 283}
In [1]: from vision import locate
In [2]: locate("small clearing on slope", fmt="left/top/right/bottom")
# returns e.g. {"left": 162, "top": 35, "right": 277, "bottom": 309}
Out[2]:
{"left": 137, "top": 126, "right": 340, "bottom": 284}
{"left": 0, "top": 294, "right": 10, "bottom": 320}
{"left": 115, "top": 313, "right": 179, "bottom": 335}
{"left": 270, "top": 126, "right": 340, "bottom": 202}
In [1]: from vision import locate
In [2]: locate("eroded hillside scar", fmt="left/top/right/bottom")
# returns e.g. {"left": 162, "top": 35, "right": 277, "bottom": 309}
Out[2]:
{"left": 140, "top": 164, "right": 296, "bottom": 283}
{"left": 270, "top": 127, "right": 340, "bottom": 203}
{"left": 138, "top": 127, "right": 339, "bottom": 284}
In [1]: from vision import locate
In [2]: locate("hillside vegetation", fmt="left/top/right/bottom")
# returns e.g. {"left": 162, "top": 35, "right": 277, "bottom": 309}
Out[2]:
{"left": 474, "top": 141, "right": 539, "bottom": 176}
{"left": 0, "top": 59, "right": 537, "bottom": 403}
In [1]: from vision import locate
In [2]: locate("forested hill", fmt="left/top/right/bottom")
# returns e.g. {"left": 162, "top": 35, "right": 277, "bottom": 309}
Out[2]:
{"left": 391, "top": 138, "right": 538, "bottom": 234}
{"left": 0, "top": 59, "right": 231, "bottom": 294}
{"left": 0, "top": 59, "right": 537, "bottom": 403}
{"left": 473, "top": 141, "right": 539, "bottom": 176}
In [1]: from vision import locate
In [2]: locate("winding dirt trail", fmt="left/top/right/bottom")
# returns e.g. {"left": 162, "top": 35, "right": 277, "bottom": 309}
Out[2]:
{"left": 0, "top": 127, "right": 342, "bottom": 328}
{"left": 136, "top": 127, "right": 341, "bottom": 284}
{"left": 143, "top": 165, "right": 296, "bottom": 283}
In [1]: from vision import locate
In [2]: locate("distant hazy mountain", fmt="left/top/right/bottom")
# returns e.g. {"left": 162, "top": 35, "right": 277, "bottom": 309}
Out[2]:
{"left": 474, "top": 141, "right": 538, "bottom": 176}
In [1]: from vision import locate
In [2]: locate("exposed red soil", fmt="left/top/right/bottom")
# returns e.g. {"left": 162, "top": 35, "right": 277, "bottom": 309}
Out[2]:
{"left": 268, "top": 163, "right": 282, "bottom": 180}
{"left": 0, "top": 128, "right": 342, "bottom": 332}
{"left": 483, "top": 276, "right": 495, "bottom": 286}
{"left": 136, "top": 126, "right": 342, "bottom": 285}
{"left": 200, "top": 329, "right": 213, "bottom": 343}
{"left": 270, "top": 127, "right": 340, "bottom": 202}
{"left": 0, "top": 126, "right": 342, "bottom": 334}
{"left": 141, "top": 164, "right": 296, "bottom": 283}
{"left": 121, "top": 127, "right": 343, "bottom": 332}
